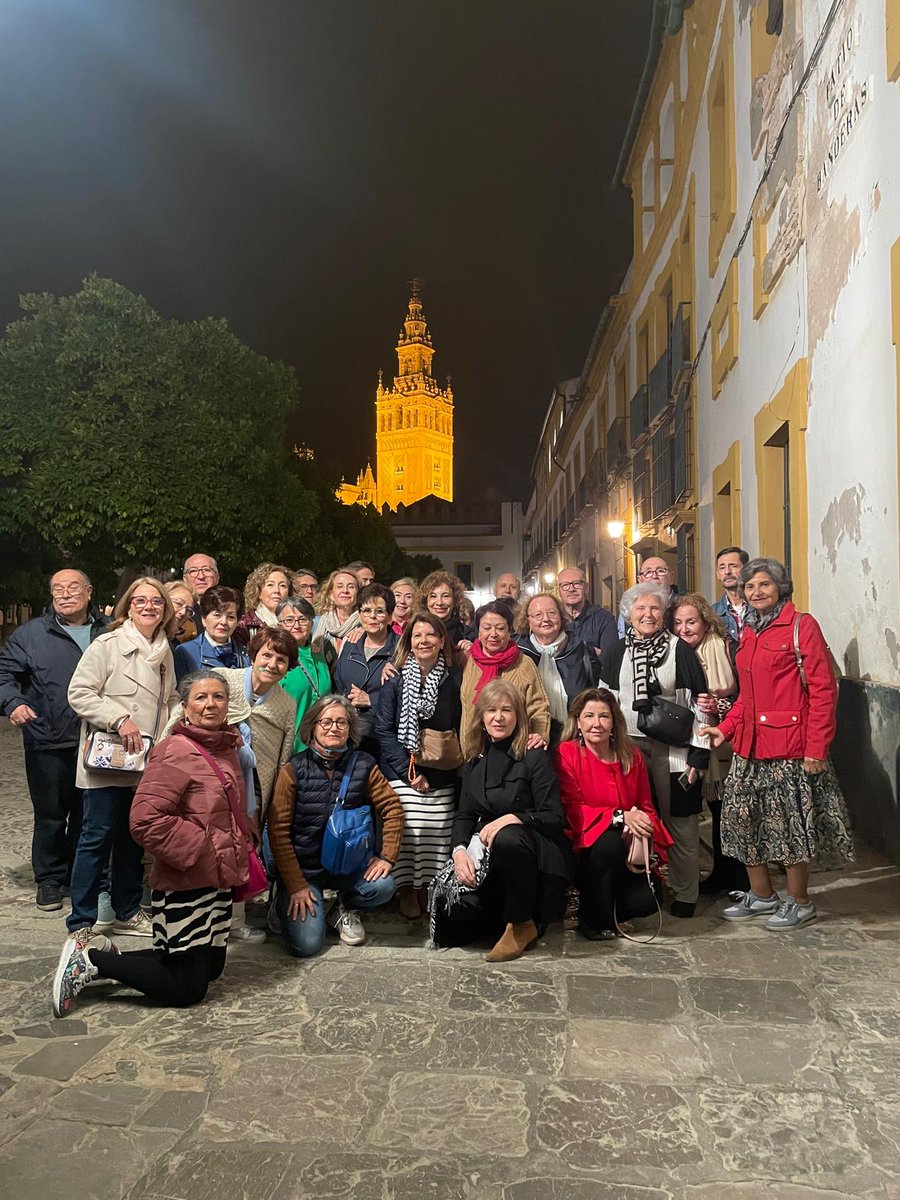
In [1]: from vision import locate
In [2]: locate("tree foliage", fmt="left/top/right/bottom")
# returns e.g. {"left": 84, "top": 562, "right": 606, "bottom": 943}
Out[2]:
{"left": 0, "top": 277, "right": 437, "bottom": 604}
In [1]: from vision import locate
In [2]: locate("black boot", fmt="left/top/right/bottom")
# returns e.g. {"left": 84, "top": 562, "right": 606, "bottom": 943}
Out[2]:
{"left": 700, "top": 801, "right": 749, "bottom": 895}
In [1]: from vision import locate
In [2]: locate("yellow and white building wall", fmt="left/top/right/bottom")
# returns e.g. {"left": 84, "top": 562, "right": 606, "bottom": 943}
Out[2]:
{"left": 523, "top": 0, "right": 900, "bottom": 859}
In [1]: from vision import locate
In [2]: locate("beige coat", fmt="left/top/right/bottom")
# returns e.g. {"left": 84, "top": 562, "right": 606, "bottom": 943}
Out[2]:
{"left": 213, "top": 666, "right": 296, "bottom": 820}
{"left": 459, "top": 651, "right": 551, "bottom": 752}
{"left": 68, "top": 624, "right": 178, "bottom": 789}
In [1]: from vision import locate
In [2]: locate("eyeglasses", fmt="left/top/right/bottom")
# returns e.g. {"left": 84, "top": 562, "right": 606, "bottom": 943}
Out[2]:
{"left": 559, "top": 581, "right": 585, "bottom": 591}
{"left": 317, "top": 717, "right": 350, "bottom": 731}
{"left": 279, "top": 616, "right": 311, "bottom": 628}
{"left": 360, "top": 607, "right": 388, "bottom": 618}
{"left": 639, "top": 568, "right": 671, "bottom": 578}
{"left": 132, "top": 597, "right": 166, "bottom": 610}
{"left": 184, "top": 567, "right": 216, "bottom": 578}
{"left": 51, "top": 585, "right": 86, "bottom": 597}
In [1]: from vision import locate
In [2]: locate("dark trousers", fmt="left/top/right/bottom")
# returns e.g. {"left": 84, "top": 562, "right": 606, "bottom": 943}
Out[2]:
{"left": 442, "top": 826, "right": 553, "bottom": 945}
{"left": 66, "top": 786, "right": 143, "bottom": 933}
{"left": 575, "top": 826, "right": 658, "bottom": 933}
{"left": 24, "top": 747, "right": 83, "bottom": 886}
{"left": 90, "top": 945, "right": 226, "bottom": 1008}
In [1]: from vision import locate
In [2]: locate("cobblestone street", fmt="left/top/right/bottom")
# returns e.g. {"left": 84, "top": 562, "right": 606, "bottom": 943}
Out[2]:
{"left": 1, "top": 723, "right": 899, "bottom": 1198}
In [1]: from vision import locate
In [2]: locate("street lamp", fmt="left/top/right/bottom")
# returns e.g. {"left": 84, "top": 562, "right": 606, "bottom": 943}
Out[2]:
{"left": 543, "top": 571, "right": 555, "bottom": 586}
{"left": 607, "top": 519, "right": 625, "bottom": 540}
{"left": 607, "top": 520, "right": 625, "bottom": 613}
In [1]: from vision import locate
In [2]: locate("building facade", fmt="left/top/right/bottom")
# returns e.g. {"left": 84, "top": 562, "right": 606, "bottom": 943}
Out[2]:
{"left": 523, "top": 0, "right": 900, "bottom": 859}
{"left": 338, "top": 284, "right": 454, "bottom": 511}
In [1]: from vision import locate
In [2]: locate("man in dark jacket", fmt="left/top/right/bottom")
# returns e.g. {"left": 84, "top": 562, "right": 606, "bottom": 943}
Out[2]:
{"left": 0, "top": 569, "right": 108, "bottom": 910}
{"left": 557, "top": 567, "right": 618, "bottom": 657}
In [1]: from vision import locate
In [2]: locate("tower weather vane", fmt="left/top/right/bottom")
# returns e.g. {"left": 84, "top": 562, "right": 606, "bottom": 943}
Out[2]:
{"left": 407, "top": 275, "right": 426, "bottom": 299}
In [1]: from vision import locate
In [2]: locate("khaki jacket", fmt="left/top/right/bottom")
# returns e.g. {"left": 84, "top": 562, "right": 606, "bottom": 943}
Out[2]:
{"left": 68, "top": 624, "right": 178, "bottom": 790}
{"left": 459, "top": 652, "right": 551, "bottom": 752}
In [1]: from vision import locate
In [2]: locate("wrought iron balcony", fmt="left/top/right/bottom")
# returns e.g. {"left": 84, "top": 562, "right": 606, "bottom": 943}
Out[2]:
{"left": 607, "top": 417, "right": 628, "bottom": 477}
{"left": 670, "top": 302, "right": 692, "bottom": 390}
{"left": 629, "top": 384, "right": 649, "bottom": 447}
{"left": 648, "top": 348, "right": 672, "bottom": 427}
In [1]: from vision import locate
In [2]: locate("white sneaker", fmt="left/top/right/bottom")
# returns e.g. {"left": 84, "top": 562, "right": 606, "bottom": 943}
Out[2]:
{"left": 52, "top": 929, "right": 113, "bottom": 1018}
{"left": 112, "top": 910, "right": 154, "bottom": 938}
{"left": 332, "top": 904, "right": 366, "bottom": 946}
{"left": 230, "top": 924, "right": 266, "bottom": 943}
{"left": 722, "top": 890, "right": 781, "bottom": 922}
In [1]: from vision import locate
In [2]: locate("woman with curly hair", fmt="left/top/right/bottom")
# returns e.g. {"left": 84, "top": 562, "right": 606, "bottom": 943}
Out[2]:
{"left": 416, "top": 571, "right": 474, "bottom": 653}
{"left": 311, "top": 568, "right": 361, "bottom": 662}
{"left": 235, "top": 563, "right": 295, "bottom": 645}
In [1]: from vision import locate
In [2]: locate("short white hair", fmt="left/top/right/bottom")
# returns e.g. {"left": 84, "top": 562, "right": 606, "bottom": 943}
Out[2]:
{"left": 620, "top": 581, "right": 672, "bottom": 623}
{"left": 183, "top": 553, "right": 218, "bottom": 573}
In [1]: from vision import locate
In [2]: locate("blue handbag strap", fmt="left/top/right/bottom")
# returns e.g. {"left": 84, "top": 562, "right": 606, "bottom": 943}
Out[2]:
{"left": 336, "top": 751, "right": 360, "bottom": 806}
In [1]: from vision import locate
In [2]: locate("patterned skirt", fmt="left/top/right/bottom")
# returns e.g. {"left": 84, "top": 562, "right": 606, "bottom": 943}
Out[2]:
{"left": 388, "top": 780, "right": 457, "bottom": 889}
{"left": 151, "top": 887, "right": 233, "bottom": 954}
{"left": 721, "top": 754, "right": 854, "bottom": 868}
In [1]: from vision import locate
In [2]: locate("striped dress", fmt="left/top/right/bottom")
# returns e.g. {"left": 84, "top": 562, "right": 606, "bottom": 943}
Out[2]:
{"left": 151, "top": 887, "right": 233, "bottom": 953}
{"left": 388, "top": 780, "right": 457, "bottom": 890}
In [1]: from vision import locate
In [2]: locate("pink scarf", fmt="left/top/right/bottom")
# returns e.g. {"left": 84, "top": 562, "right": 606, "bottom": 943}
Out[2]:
{"left": 469, "top": 639, "right": 520, "bottom": 697}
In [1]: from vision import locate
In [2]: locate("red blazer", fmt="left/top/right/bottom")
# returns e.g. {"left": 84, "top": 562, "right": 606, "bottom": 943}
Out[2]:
{"left": 130, "top": 721, "right": 249, "bottom": 892}
{"left": 717, "top": 602, "right": 837, "bottom": 762}
{"left": 555, "top": 739, "right": 672, "bottom": 858}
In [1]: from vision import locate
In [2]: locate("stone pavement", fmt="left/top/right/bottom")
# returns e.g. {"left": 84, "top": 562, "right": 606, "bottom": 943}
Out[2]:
{"left": 1, "top": 723, "right": 900, "bottom": 1199}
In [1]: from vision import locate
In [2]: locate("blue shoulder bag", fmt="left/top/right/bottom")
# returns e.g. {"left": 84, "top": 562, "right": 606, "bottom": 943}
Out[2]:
{"left": 321, "top": 752, "right": 374, "bottom": 876}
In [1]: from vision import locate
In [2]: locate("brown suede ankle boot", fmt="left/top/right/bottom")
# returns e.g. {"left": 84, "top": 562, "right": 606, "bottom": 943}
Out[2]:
{"left": 484, "top": 920, "right": 539, "bottom": 963}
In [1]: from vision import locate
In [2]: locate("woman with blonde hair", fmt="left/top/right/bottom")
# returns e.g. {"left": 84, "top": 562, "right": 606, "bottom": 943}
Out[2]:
{"left": 64, "top": 577, "right": 180, "bottom": 950}
{"left": 165, "top": 580, "right": 198, "bottom": 646}
{"left": 311, "top": 568, "right": 361, "bottom": 661}
{"left": 236, "top": 563, "right": 295, "bottom": 644}
{"left": 556, "top": 688, "right": 672, "bottom": 940}
{"left": 430, "top": 679, "right": 571, "bottom": 960}
{"left": 672, "top": 593, "right": 746, "bottom": 896}
{"left": 390, "top": 577, "right": 417, "bottom": 637}
{"left": 416, "top": 570, "right": 474, "bottom": 652}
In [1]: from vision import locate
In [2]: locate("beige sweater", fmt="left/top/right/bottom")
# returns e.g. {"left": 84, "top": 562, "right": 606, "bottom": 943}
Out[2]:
{"left": 459, "top": 652, "right": 551, "bottom": 751}
{"left": 68, "top": 623, "right": 178, "bottom": 790}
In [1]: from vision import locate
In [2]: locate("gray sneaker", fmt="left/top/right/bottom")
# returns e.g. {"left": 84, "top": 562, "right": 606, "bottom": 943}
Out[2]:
{"left": 722, "top": 890, "right": 781, "bottom": 921}
{"left": 764, "top": 896, "right": 817, "bottom": 931}
{"left": 95, "top": 890, "right": 115, "bottom": 932}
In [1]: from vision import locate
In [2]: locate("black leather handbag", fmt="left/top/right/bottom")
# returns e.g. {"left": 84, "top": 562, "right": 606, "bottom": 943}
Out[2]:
{"left": 636, "top": 696, "right": 694, "bottom": 747}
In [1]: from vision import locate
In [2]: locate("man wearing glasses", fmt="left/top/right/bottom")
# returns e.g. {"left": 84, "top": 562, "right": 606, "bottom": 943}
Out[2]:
{"left": 556, "top": 568, "right": 618, "bottom": 657}
{"left": 293, "top": 568, "right": 319, "bottom": 603}
{"left": 182, "top": 553, "right": 220, "bottom": 599}
{"left": 615, "top": 555, "right": 679, "bottom": 635}
{"left": 0, "top": 570, "right": 108, "bottom": 911}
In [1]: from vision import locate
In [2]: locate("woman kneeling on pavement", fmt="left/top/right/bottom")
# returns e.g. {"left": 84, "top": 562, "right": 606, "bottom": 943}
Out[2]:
{"left": 53, "top": 670, "right": 249, "bottom": 1016}
{"left": 556, "top": 689, "right": 672, "bottom": 940}
{"left": 430, "top": 679, "right": 572, "bottom": 961}
{"left": 266, "top": 695, "right": 403, "bottom": 956}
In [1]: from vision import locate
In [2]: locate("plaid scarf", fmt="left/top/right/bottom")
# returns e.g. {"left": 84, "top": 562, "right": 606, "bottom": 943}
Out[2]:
{"left": 625, "top": 626, "right": 670, "bottom": 708}
{"left": 396, "top": 653, "right": 446, "bottom": 754}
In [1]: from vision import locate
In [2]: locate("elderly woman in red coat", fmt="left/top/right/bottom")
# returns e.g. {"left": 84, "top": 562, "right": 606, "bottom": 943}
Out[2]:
{"left": 52, "top": 669, "right": 249, "bottom": 1017}
{"left": 556, "top": 688, "right": 672, "bottom": 941}
{"left": 702, "top": 558, "right": 852, "bottom": 932}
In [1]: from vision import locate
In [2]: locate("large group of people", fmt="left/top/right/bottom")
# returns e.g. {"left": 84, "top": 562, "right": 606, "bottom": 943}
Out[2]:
{"left": 0, "top": 545, "right": 853, "bottom": 1019}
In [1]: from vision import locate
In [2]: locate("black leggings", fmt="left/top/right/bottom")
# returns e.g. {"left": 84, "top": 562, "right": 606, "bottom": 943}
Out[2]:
{"left": 89, "top": 945, "right": 226, "bottom": 1008}
{"left": 576, "top": 826, "right": 658, "bottom": 933}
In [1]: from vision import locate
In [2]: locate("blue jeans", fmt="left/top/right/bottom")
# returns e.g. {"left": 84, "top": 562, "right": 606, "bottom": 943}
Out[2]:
{"left": 274, "top": 870, "right": 395, "bottom": 958}
{"left": 66, "top": 785, "right": 144, "bottom": 932}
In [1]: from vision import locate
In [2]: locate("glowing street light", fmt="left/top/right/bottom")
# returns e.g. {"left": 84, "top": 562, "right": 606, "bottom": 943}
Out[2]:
{"left": 543, "top": 571, "right": 555, "bottom": 585}
{"left": 607, "top": 519, "right": 625, "bottom": 540}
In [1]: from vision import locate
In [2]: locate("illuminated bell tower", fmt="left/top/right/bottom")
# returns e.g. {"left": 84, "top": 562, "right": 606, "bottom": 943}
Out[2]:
{"left": 376, "top": 281, "right": 454, "bottom": 510}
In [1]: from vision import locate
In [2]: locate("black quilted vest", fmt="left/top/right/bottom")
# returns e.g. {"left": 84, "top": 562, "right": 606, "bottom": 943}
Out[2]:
{"left": 288, "top": 747, "right": 375, "bottom": 879}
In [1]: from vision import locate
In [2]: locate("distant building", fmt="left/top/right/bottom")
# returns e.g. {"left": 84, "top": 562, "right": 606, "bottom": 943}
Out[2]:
{"left": 338, "top": 282, "right": 454, "bottom": 510}
{"left": 390, "top": 493, "right": 523, "bottom": 607}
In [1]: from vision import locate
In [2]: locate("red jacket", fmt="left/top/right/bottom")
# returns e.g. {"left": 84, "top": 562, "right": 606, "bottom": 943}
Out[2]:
{"left": 555, "top": 739, "right": 672, "bottom": 859}
{"left": 130, "top": 721, "right": 249, "bottom": 893}
{"left": 717, "top": 603, "right": 837, "bottom": 761}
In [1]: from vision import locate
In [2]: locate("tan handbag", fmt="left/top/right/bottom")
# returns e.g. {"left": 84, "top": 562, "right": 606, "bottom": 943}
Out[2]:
{"left": 408, "top": 728, "right": 464, "bottom": 781}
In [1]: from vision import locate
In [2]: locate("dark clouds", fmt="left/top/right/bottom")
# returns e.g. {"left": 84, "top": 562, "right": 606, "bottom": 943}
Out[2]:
{"left": 0, "top": 0, "right": 650, "bottom": 498}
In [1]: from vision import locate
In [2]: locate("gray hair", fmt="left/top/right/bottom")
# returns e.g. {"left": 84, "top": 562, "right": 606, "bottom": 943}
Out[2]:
{"left": 182, "top": 554, "right": 218, "bottom": 573}
{"left": 50, "top": 568, "right": 91, "bottom": 588}
{"left": 620, "top": 581, "right": 672, "bottom": 624}
{"left": 294, "top": 567, "right": 318, "bottom": 581}
{"left": 298, "top": 694, "right": 361, "bottom": 750}
{"left": 741, "top": 557, "right": 793, "bottom": 600}
{"left": 177, "top": 668, "right": 228, "bottom": 707}
{"left": 276, "top": 596, "right": 315, "bottom": 621}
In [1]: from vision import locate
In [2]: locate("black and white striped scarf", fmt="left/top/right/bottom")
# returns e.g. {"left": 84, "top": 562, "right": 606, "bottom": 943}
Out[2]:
{"left": 625, "top": 626, "right": 670, "bottom": 708}
{"left": 396, "top": 652, "right": 446, "bottom": 754}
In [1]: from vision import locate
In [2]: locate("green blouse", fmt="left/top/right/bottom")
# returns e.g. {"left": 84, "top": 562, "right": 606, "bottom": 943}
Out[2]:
{"left": 281, "top": 646, "right": 333, "bottom": 753}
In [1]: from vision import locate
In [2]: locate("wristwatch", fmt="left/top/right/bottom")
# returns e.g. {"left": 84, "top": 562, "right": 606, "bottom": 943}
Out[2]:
{"left": 612, "top": 808, "right": 625, "bottom": 829}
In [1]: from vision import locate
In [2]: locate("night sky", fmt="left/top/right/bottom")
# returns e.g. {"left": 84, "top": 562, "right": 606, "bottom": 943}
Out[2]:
{"left": 0, "top": 1, "right": 651, "bottom": 500}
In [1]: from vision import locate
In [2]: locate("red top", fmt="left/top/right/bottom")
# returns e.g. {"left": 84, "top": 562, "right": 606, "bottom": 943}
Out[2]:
{"left": 717, "top": 602, "right": 837, "bottom": 762}
{"left": 554, "top": 739, "right": 672, "bottom": 859}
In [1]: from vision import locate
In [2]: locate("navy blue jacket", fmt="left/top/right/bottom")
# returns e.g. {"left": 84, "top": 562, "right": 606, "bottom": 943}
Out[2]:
{"left": 374, "top": 667, "right": 463, "bottom": 788}
{"left": 0, "top": 610, "right": 109, "bottom": 751}
{"left": 286, "top": 747, "right": 377, "bottom": 880}
{"left": 517, "top": 636, "right": 601, "bottom": 703}
{"left": 173, "top": 633, "right": 250, "bottom": 682}
{"left": 566, "top": 603, "right": 619, "bottom": 656}
{"left": 332, "top": 631, "right": 398, "bottom": 720}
